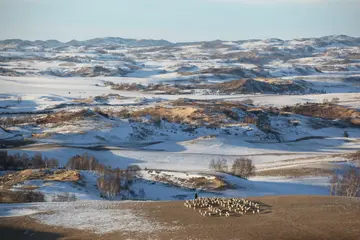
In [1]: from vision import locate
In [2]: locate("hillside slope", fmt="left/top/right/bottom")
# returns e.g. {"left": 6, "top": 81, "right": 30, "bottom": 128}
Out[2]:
{"left": 0, "top": 196, "right": 359, "bottom": 240}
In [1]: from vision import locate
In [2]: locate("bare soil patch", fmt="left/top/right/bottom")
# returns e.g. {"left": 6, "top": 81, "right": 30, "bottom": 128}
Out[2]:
{"left": 1, "top": 196, "right": 360, "bottom": 239}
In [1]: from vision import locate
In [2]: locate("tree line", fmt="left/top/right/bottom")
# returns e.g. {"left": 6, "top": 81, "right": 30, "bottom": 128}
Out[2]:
{"left": 209, "top": 158, "right": 256, "bottom": 179}
{"left": 0, "top": 151, "right": 59, "bottom": 170}
{"left": 65, "top": 153, "right": 142, "bottom": 199}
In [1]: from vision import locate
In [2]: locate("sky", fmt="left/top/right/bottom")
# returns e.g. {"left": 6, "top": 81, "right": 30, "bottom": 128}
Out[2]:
{"left": 0, "top": 0, "right": 359, "bottom": 42}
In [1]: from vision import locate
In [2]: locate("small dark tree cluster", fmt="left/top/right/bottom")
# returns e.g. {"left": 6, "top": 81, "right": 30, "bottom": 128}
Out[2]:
{"left": 231, "top": 158, "right": 256, "bottom": 179}
{"left": 66, "top": 153, "right": 141, "bottom": 199}
{"left": 97, "top": 174, "right": 121, "bottom": 199}
{"left": 209, "top": 158, "right": 256, "bottom": 179}
{"left": 0, "top": 116, "right": 36, "bottom": 127}
{"left": 209, "top": 158, "right": 228, "bottom": 172}
{"left": 12, "top": 191, "right": 45, "bottom": 203}
{"left": 96, "top": 165, "right": 141, "bottom": 199}
{"left": 0, "top": 151, "right": 59, "bottom": 170}
{"left": 223, "top": 109, "right": 240, "bottom": 121}
{"left": 52, "top": 192, "right": 77, "bottom": 202}
{"left": 66, "top": 153, "right": 103, "bottom": 172}
{"left": 243, "top": 115, "right": 257, "bottom": 125}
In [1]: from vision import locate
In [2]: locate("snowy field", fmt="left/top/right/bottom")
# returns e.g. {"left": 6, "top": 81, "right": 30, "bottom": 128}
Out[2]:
{"left": 1, "top": 35, "right": 360, "bottom": 204}
{"left": 0, "top": 201, "right": 179, "bottom": 234}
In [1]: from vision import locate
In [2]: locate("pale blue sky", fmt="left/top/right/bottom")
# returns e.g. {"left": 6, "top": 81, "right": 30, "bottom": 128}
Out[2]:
{"left": 0, "top": 0, "right": 359, "bottom": 42}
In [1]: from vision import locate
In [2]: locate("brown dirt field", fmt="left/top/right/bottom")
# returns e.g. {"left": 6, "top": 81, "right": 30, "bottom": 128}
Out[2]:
{"left": 1, "top": 196, "right": 360, "bottom": 240}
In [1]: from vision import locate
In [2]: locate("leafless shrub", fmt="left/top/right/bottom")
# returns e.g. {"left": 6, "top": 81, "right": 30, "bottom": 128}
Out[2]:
{"left": 36, "top": 109, "right": 91, "bottom": 125}
{"left": 243, "top": 115, "right": 257, "bottom": 125}
{"left": 231, "top": 158, "right": 256, "bottom": 179}
{"left": 331, "top": 97, "right": 340, "bottom": 104}
{"left": 111, "top": 82, "right": 145, "bottom": 91}
{"left": 151, "top": 115, "right": 162, "bottom": 127}
{"left": 97, "top": 174, "right": 121, "bottom": 199}
{"left": 0, "top": 116, "right": 36, "bottom": 127}
{"left": 137, "top": 188, "right": 146, "bottom": 200}
{"left": 13, "top": 191, "right": 45, "bottom": 202}
{"left": 114, "top": 109, "right": 131, "bottom": 118}
{"left": 240, "top": 99, "right": 254, "bottom": 105}
{"left": 209, "top": 158, "right": 255, "bottom": 179}
{"left": 209, "top": 158, "right": 228, "bottom": 172}
{"left": 0, "top": 151, "right": 59, "bottom": 170}
{"left": 52, "top": 192, "right": 77, "bottom": 202}
{"left": 223, "top": 109, "right": 239, "bottom": 121}
{"left": 32, "top": 153, "right": 45, "bottom": 168}
{"left": 66, "top": 153, "right": 103, "bottom": 172}
{"left": 47, "top": 158, "right": 59, "bottom": 168}
{"left": 330, "top": 168, "right": 360, "bottom": 197}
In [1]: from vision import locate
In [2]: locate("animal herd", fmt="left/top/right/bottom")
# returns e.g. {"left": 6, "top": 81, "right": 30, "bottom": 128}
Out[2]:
{"left": 184, "top": 197, "right": 261, "bottom": 217}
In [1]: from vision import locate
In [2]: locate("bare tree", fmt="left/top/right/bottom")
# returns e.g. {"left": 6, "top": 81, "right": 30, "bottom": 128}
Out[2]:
{"left": 330, "top": 168, "right": 360, "bottom": 197}
{"left": 138, "top": 188, "right": 146, "bottom": 200}
{"left": 13, "top": 191, "right": 45, "bottom": 203}
{"left": 209, "top": 158, "right": 228, "bottom": 172}
{"left": 32, "top": 153, "right": 45, "bottom": 168}
{"left": 67, "top": 154, "right": 102, "bottom": 171}
{"left": 231, "top": 158, "right": 256, "bottom": 179}
{"left": 209, "top": 159, "right": 216, "bottom": 171}
{"left": 89, "top": 156, "right": 96, "bottom": 171}
{"left": 52, "top": 192, "right": 77, "bottom": 202}
{"left": 97, "top": 174, "right": 121, "bottom": 199}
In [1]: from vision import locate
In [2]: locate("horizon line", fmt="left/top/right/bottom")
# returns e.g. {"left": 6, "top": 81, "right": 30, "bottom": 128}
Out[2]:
{"left": 1, "top": 34, "right": 359, "bottom": 44}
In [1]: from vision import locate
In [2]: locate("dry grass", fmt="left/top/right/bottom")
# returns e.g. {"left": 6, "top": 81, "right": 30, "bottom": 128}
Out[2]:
{"left": 44, "top": 170, "right": 80, "bottom": 182}
{"left": 13, "top": 185, "right": 40, "bottom": 191}
{"left": 31, "top": 132, "right": 53, "bottom": 139}
{"left": 131, "top": 106, "right": 203, "bottom": 124}
{"left": 127, "top": 100, "right": 255, "bottom": 126}
{"left": 188, "top": 176, "right": 226, "bottom": 190}
{"left": 36, "top": 109, "right": 97, "bottom": 125}
{"left": 72, "top": 98, "right": 93, "bottom": 104}
{"left": 0, "top": 169, "right": 80, "bottom": 190}
{"left": 282, "top": 103, "right": 360, "bottom": 126}
{"left": 186, "top": 176, "right": 229, "bottom": 190}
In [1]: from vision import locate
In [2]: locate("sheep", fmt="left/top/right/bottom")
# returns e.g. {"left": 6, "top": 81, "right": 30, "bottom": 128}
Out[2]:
{"left": 184, "top": 197, "right": 263, "bottom": 218}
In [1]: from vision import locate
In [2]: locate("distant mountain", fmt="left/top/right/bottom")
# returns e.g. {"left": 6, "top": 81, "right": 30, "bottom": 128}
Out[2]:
{"left": 0, "top": 35, "right": 359, "bottom": 50}
{"left": 0, "top": 37, "right": 174, "bottom": 49}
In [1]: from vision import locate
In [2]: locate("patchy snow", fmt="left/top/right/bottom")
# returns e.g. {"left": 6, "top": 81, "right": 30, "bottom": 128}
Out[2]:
{"left": 1, "top": 35, "right": 360, "bottom": 203}
{"left": 11, "top": 171, "right": 102, "bottom": 201}
{"left": 0, "top": 202, "right": 180, "bottom": 234}
{"left": 0, "top": 206, "right": 42, "bottom": 218}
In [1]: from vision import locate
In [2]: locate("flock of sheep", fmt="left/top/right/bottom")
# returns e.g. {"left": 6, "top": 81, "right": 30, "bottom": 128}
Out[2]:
{"left": 184, "top": 197, "right": 261, "bottom": 217}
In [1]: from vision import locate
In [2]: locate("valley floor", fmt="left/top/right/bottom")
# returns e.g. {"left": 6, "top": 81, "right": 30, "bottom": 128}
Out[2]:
{"left": 1, "top": 196, "right": 360, "bottom": 240}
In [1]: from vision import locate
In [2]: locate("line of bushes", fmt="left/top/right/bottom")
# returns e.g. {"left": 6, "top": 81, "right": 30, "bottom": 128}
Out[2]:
{"left": 0, "top": 151, "right": 59, "bottom": 171}
{"left": 209, "top": 157, "right": 256, "bottom": 179}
